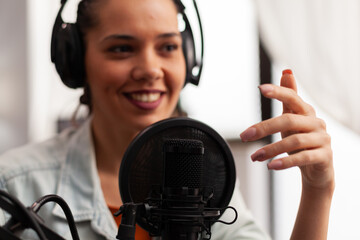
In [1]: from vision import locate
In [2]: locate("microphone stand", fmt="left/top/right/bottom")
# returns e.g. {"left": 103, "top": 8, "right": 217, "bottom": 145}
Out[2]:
{"left": 114, "top": 203, "right": 140, "bottom": 240}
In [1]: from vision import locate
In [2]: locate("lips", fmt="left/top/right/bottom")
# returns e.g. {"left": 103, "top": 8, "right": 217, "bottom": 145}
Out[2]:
{"left": 125, "top": 90, "right": 165, "bottom": 110}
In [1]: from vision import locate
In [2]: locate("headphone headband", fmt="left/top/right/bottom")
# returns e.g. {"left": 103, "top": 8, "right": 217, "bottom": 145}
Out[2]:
{"left": 50, "top": 2, "right": 66, "bottom": 63}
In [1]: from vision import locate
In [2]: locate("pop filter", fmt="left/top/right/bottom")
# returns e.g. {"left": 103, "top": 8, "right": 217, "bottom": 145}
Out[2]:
{"left": 119, "top": 117, "right": 236, "bottom": 235}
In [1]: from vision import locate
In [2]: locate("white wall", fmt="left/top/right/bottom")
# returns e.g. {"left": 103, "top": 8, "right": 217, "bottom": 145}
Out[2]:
{"left": 0, "top": 0, "right": 29, "bottom": 153}
{"left": 181, "top": 0, "right": 261, "bottom": 139}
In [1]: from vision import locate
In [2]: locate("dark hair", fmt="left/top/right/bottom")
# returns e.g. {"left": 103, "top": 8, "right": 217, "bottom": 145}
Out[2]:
{"left": 76, "top": 0, "right": 98, "bottom": 108}
{"left": 76, "top": 0, "right": 102, "bottom": 35}
{"left": 77, "top": 0, "right": 180, "bottom": 34}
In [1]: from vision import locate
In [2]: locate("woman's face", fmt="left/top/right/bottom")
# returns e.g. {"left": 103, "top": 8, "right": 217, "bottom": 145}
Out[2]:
{"left": 84, "top": 0, "right": 186, "bottom": 133}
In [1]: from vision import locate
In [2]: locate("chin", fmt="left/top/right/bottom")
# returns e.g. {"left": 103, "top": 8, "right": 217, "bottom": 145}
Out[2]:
{"left": 136, "top": 115, "right": 171, "bottom": 131}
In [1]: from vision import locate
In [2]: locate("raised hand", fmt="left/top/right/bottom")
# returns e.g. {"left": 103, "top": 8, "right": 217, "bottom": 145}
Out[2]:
{"left": 240, "top": 69, "right": 334, "bottom": 190}
{"left": 240, "top": 69, "right": 335, "bottom": 239}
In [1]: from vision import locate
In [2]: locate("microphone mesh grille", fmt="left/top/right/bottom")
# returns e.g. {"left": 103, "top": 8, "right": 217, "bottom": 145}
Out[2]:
{"left": 163, "top": 139, "right": 204, "bottom": 189}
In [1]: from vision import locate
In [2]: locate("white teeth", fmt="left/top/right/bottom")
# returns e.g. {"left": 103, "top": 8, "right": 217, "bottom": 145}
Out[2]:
{"left": 130, "top": 93, "right": 161, "bottom": 102}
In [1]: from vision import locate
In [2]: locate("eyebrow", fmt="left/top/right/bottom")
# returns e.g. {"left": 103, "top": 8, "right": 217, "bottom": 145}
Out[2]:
{"left": 157, "top": 32, "right": 182, "bottom": 39}
{"left": 102, "top": 34, "right": 134, "bottom": 42}
{"left": 101, "top": 32, "right": 181, "bottom": 42}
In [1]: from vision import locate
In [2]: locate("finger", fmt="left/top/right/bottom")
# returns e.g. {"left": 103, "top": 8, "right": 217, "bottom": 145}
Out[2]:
{"left": 281, "top": 69, "right": 297, "bottom": 92}
{"left": 281, "top": 69, "right": 297, "bottom": 113}
{"left": 240, "top": 114, "right": 327, "bottom": 142}
{"left": 259, "top": 83, "right": 315, "bottom": 116}
{"left": 250, "top": 132, "right": 331, "bottom": 162}
{"left": 267, "top": 147, "right": 332, "bottom": 170}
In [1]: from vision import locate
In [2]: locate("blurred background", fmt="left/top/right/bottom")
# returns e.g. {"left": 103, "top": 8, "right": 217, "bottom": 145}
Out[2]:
{"left": 1, "top": 0, "right": 359, "bottom": 239}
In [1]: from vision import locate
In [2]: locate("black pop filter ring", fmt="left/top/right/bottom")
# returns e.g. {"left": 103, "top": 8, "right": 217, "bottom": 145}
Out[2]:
{"left": 119, "top": 117, "right": 236, "bottom": 232}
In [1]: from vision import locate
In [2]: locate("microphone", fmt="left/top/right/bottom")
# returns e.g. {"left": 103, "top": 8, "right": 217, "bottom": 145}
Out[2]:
{"left": 161, "top": 138, "right": 206, "bottom": 239}
{"left": 117, "top": 117, "right": 238, "bottom": 240}
{"left": 116, "top": 138, "right": 237, "bottom": 240}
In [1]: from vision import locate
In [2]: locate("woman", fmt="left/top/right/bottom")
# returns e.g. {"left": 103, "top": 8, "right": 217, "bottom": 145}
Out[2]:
{"left": 0, "top": 0, "right": 334, "bottom": 239}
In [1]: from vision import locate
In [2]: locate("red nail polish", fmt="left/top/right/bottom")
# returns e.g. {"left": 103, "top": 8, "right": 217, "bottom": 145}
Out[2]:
{"left": 282, "top": 69, "right": 293, "bottom": 75}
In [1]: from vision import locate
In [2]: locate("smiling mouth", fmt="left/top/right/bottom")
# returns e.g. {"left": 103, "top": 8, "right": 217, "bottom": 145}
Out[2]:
{"left": 129, "top": 92, "right": 162, "bottom": 103}
{"left": 124, "top": 91, "right": 165, "bottom": 110}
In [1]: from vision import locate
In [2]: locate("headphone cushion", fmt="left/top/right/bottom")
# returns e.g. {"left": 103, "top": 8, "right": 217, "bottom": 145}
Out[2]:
{"left": 181, "top": 29, "right": 197, "bottom": 85}
{"left": 53, "top": 23, "right": 85, "bottom": 88}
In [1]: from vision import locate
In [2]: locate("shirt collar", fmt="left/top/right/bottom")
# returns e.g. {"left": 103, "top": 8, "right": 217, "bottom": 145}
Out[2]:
{"left": 52, "top": 117, "right": 111, "bottom": 223}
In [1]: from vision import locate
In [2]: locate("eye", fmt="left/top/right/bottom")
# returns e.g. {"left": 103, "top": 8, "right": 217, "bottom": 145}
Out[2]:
{"left": 108, "top": 44, "right": 134, "bottom": 53}
{"left": 162, "top": 43, "right": 179, "bottom": 52}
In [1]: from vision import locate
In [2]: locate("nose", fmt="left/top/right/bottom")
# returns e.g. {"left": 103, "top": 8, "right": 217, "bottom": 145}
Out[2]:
{"left": 131, "top": 49, "right": 164, "bottom": 82}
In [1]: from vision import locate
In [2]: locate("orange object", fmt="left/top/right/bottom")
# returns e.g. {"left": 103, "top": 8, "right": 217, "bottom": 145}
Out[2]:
{"left": 109, "top": 205, "right": 151, "bottom": 240}
{"left": 282, "top": 69, "right": 293, "bottom": 75}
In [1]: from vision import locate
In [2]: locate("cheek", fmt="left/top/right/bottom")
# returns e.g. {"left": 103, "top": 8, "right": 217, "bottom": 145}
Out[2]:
{"left": 167, "top": 58, "right": 186, "bottom": 93}
{"left": 166, "top": 74, "right": 185, "bottom": 105}
{"left": 86, "top": 58, "right": 129, "bottom": 88}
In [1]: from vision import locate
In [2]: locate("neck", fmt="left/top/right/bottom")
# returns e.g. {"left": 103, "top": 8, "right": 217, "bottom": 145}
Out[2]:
{"left": 91, "top": 116, "right": 139, "bottom": 176}
{"left": 90, "top": 115, "right": 143, "bottom": 207}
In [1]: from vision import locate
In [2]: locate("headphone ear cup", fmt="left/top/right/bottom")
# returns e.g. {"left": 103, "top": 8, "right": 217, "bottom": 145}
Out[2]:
{"left": 52, "top": 23, "right": 85, "bottom": 89}
{"left": 181, "top": 29, "right": 198, "bottom": 85}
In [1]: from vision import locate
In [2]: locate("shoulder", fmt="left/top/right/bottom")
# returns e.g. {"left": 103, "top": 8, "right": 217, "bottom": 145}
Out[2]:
{"left": 0, "top": 127, "right": 77, "bottom": 186}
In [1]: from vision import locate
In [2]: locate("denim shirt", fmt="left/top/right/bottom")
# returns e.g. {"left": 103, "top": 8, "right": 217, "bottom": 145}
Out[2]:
{"left": 0, "top": 118, "right": 270, "bottom": 240}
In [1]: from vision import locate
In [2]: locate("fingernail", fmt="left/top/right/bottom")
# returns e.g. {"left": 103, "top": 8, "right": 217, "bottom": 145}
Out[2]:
{"left": 282, "top": 69, "right": 293, "bottom": 75}
{"left": 240, "top": 127, "right": 257, "bottom": 142}
{"left": 258, "top": 84, "right": 274, "bottom": 94}
{"left": 267, "top": 160, "right": 283, "bottom": 170}
{"left": 251, "top": 149, "right": 266, "bottom": 161}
